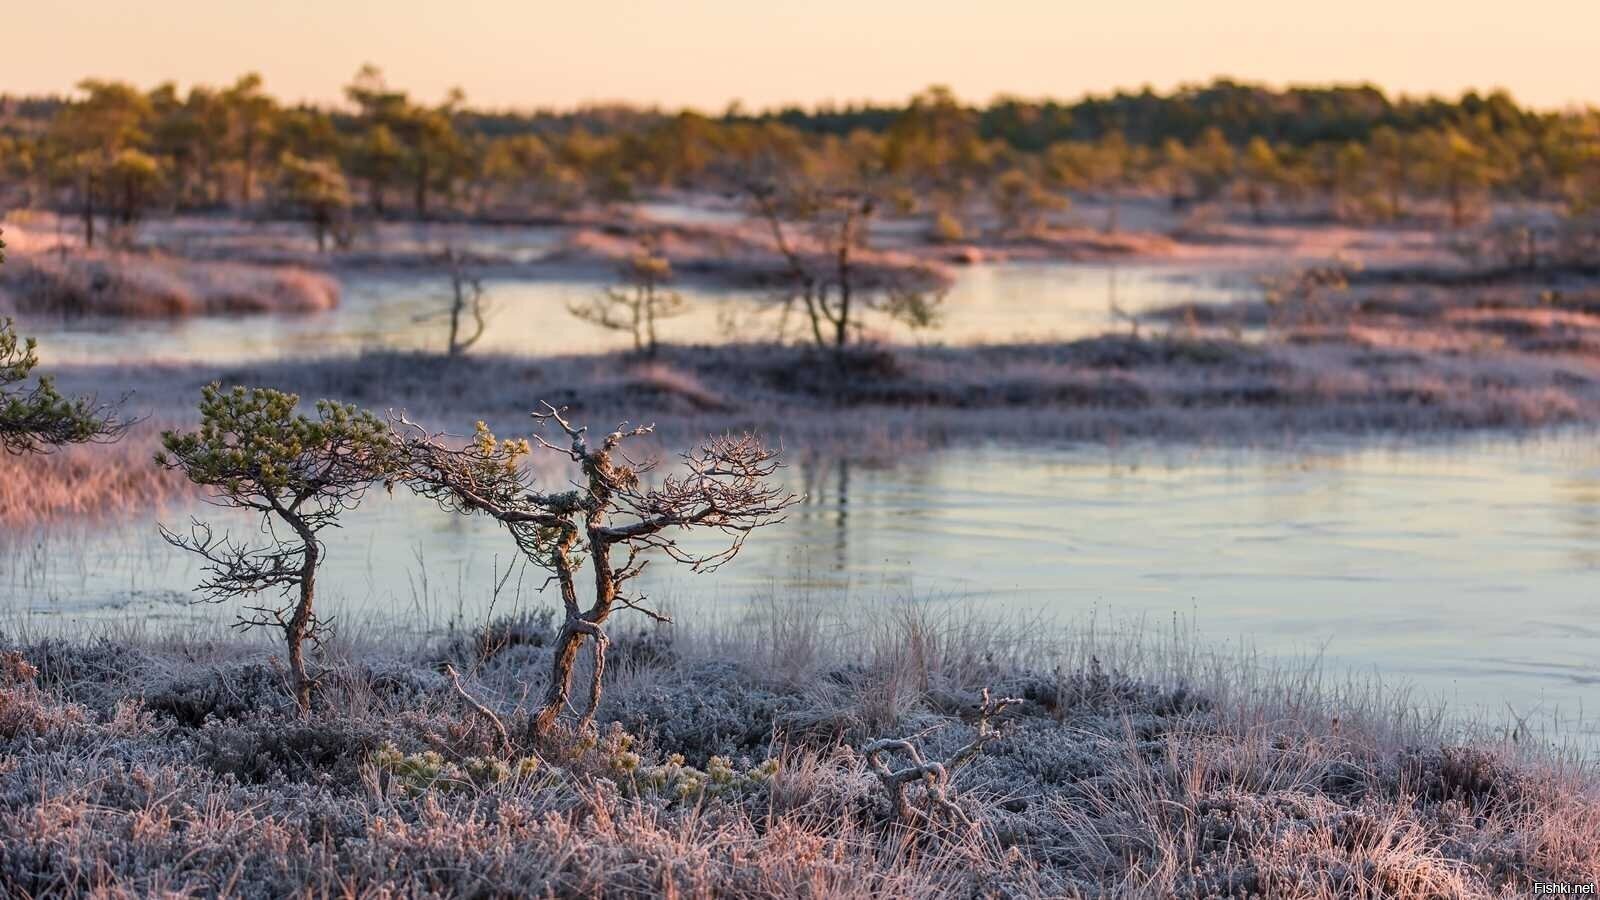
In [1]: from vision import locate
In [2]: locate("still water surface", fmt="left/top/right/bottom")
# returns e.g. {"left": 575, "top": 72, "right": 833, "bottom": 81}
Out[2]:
{"left": 24, "top": 259, "right": 1247, "bottom": 365}
{"left": 7, "top": 244, "right": 1593, "bottom": 740}
{"left": 6, "top": 434, "right": 1597, "bottom": 737}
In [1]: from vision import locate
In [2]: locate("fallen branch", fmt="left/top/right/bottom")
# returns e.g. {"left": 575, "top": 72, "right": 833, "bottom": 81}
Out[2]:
{"left": 443, "top": 662, "right": 511, "bottom": 755}
{"left": 863, "top": 688, "right": 1021, "bottom": 831}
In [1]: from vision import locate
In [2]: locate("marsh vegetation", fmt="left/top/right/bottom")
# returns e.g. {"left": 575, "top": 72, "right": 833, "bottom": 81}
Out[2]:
{"left": 2, "top": 73, "right": 1599, "bottom": 897}
{"left": 1, "top": 607, "right": 1596, "bottom": 897}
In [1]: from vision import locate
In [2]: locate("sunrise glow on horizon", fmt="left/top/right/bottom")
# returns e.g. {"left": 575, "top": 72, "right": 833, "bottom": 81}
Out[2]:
{"left": 6, "top": 0, "right": 1598, "bottom": 111}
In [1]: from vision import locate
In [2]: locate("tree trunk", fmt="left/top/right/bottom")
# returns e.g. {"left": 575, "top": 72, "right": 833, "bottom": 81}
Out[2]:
{"left": 533, "top": 532, "right": 599, "bottom": 736}
{"left": 533, "top": 616, "right": 611, "bottom": 731}
{"left": 533, "top": 472, "right": 628, "bottom": 736}
{"left": 415, "top": 157, "right": 430, "bottom": 219}
{"left": 834, "top": 229, "right": 853, "bottom": 350}
{"left": 82, "top": 174, "right": 97, "bottom": 249}
{"left": 447, "top": 270, "right": 464, "bottom": 355}
{"left": 535, "top": 618, "right": 587, "bottom": 735}
{"left": 802, "top": 285, "right": 826, "bottom": 348}
{"left": 833, "top": 287, "right": 850, "bottom": 348}
{"left": 286, "top": 537, "right": 318, "bottom": 711}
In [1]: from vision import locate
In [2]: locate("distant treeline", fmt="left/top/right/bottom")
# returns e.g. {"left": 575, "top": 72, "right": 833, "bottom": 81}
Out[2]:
{"left": 2, "top": 70, "right": 1598, "bottom": 240}
{"left": 760, "top": 82, "right": 1575, "bottom": 149}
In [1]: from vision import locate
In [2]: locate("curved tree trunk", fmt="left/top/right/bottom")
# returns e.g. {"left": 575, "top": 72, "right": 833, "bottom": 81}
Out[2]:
{"left": 533, "top": 528, "right": 606, "bottom": 736}
{"left": 535, "top": 619, "right": 586, "bottom": 734}
{"left": 533, "top": 472, "right": 623, "bottom": 736}
{"left": 534, "top": 616, "right": 610, "bottom": 734}
{"left": 286, "top": 530, "right": 319, "bottom": 711}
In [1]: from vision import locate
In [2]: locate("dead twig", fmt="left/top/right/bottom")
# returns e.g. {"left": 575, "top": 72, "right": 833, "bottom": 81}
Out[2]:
{"left": 443, "top": 662, "right": 511, "bottom": 755}
{"left": 864, "top": 688, "right": 1022, "bottom": 832}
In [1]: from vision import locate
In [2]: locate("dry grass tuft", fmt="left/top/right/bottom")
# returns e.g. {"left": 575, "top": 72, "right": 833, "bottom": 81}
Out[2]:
{"left": 0, "top": 425, "right": 191, "bottom": 530}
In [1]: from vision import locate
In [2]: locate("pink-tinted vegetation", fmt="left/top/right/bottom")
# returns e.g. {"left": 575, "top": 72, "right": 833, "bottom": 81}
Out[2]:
{"left": 0, "top": 605, "right": 1593, "bottom": 897}
{"left": 0, "top": 423, "right": 190, "bottom": 530}
{"left": 0, "top": 250, "right": 339, "bottom": 318}
{"left": 13, "top": 266, "right": 1600, "bottom": 532}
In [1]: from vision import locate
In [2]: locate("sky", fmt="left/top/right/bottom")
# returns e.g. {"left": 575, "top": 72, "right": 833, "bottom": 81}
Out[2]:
{"left": 4, "top": 1, "right": 1598, "bottom": 112}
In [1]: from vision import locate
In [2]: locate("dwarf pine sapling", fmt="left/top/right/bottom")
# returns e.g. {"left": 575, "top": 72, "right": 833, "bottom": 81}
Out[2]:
{"left": 158, "top": 385, "right": 396, "bottom": 709}
{"left": 0, "top": 229, "right": 127, "bottom": 454}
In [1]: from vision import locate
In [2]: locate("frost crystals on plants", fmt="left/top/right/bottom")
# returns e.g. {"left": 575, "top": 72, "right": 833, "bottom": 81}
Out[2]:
{"left": 158, "top": 386, "right": 397, "bottom": 710}
{"left": 394, "top": 402, "right": 798, "bottom": 736}
{"left": 864, "top": 688, "right": 1021, "bottom": 832}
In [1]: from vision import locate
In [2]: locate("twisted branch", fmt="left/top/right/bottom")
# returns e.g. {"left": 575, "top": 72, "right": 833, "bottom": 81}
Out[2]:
{"left": 864, "top": 689, "right": 1022, "bottom": 832}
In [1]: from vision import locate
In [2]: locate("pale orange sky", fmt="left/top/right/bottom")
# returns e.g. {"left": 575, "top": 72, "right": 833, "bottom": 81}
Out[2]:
{"left": 5, "top": 1, "right": 1597, "bottom": 111}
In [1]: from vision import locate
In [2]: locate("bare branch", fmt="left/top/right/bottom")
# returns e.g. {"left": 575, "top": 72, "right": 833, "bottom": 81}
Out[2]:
{"left": 394, "top": 403, "right": 797, "bottom": 736}
{"left": 443, "top": 662, "right": 511, "bottom": 755}
{"left": 159, "top": 519, "right": 307, "bottom": 603}
{"left": 864, "top": 689, "right": 1022, "bottom": 833}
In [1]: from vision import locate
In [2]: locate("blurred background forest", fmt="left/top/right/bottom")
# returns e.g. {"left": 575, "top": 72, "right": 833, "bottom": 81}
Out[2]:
{"left": 3, "top": 72, "right": 1597, "bottom": 240}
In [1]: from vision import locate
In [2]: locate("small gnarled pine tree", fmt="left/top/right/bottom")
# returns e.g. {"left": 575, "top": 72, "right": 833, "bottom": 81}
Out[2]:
{"left": 568, "top": 242, "right": 686, "bottom": 357}
{"left": 739, "top": 175, "right": 947, "bottom": 352}
{"left": 0, "top": 228, "right": 127, "bottom": 454}
{"left": 395, "top": 403, "right": 797, "bottom": 736}
{"left": 159, "top": 386, "right": 396, "bottom": 710}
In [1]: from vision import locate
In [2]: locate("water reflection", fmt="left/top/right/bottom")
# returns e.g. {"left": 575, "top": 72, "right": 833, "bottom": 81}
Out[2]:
{"left": 21, "top": 256, "right": 1248, "bottom": 366}
{"left": 4, "top": 431, "right": 1597, "bottom": 736}
{"left": 1558, "top": 473, "right": 1600, "bottom": 570}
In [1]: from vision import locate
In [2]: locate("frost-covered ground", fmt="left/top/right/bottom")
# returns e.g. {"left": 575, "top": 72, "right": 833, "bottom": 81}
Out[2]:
{"left": 0, "top": 247, "right": 339, "bottom": 319}
{"left": 1, "top": 605, "right": 1595, "bottom": 898}
{"left": 14, "top": 302, "right": 1600, "bottom": 531}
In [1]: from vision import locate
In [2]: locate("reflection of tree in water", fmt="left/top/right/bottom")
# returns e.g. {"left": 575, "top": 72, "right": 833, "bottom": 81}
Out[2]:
{"left": 1556, "top": 467, "right": 1600, "bottom": 571}
{"left": 797, "top": 454, "right": 850, "bottom": 572}
{"left": 793, "top": 453, "right": 942, "bottom": 589}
